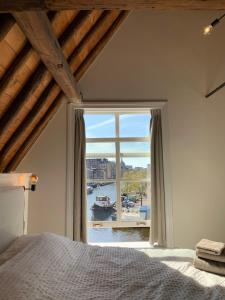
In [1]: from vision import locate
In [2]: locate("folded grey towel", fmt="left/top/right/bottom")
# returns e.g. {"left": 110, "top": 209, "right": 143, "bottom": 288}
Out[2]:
{"left": 197, "top": 249, "right": 225, "bottom": 263}
{"left": 194, "top": 256, "right": 225, "bottom": 276}
{"left": 196, "top": 239, "right": 225, "bottom": 256}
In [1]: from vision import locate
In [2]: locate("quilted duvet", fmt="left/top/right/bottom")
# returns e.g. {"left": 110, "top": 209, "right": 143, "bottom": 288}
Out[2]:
{"left": 0, "top": 233, "right": 225, "bottom": 300}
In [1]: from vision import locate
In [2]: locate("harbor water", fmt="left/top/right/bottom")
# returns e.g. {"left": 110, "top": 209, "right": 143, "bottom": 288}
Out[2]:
{"left": 87, "top": 183, "right": 150, "bottom": 242}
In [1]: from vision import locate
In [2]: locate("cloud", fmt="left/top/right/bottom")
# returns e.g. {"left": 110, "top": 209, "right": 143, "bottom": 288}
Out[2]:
{"left": 87, "top": 117, "right": 115, "bottom": 130}
{"left": 86, "top": 114, "right": 132, "bottom": 131}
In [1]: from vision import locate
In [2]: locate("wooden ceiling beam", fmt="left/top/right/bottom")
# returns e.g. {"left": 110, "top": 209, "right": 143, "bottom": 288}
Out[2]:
{"left": 1, "top": 11, "right": 127, "bottom": 171}
{"left": 75, "top": 11, "right": 129, "bottom": 81}
{"left": 0, "top": 10, "right": 79, "bottom": 119}
{"left": 0, "top": 82, "right": 61, "bottom": 170}
{"left": 1, "top": 0, "right": 225, "bottom": 11}
{"left": 0, "top": 63, "right": 48, "bottom": 151}
{"left": 69, "top": 10, "right": 120, "bottom": 74}
{"left": 0, "top": 14, "right": 15, "bottom": 42}
{"left": 0, "top": 12, "right": 82, "bottom": 151}
{"left": 0, "top": 42, "right": 31, "bottom": 118}
{"left": 1, "top": 11, "right": 117, "bottom": 152}
{"left": 0, "top": 10, "right": 128, "bottom": 171}
{"left": 0, "top": 11, "right": 101, "bottom": 153}
{"left": 3, "top": 93, "right": 64, "bottom": 172}
{"left": 59, "top": 10, "right": 103, "bottom": 57}
{"left": 13, "top": 11, "right": 81, "bottom": 102}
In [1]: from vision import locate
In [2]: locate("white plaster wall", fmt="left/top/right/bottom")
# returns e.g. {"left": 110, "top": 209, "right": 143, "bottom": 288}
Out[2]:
{"left": 18, "top": 11, "right": 225, "bottom": 248}
{"left": 17, "top": 103, "right": 67, "bottom": 235}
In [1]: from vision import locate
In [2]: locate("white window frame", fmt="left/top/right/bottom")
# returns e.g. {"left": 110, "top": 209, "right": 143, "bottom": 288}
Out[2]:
{"left": 86, "top": 111, "right": 151, "bottom": 229}
{"left": 66, "top": 101, "right": 174, "bottom": 247}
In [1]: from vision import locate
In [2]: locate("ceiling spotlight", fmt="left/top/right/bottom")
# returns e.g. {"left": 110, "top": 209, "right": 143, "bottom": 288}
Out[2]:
{"left": 203, "top": 24, "right": 213, "bottom": 35}
{"left": 203, "top": 13, "right": 225, "bottom": 35}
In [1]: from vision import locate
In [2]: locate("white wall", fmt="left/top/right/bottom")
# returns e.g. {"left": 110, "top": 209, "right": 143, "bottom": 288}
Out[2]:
{"left": 17, "top": 103, "right": 67, "bottom": 236}
{"left": 18, "top": 11, "right": 225, "bottom": 248}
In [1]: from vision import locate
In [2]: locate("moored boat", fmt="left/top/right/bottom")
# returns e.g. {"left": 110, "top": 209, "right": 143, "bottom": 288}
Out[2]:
{"left": 92, "top": 196, "right": 115, "bottom": 211}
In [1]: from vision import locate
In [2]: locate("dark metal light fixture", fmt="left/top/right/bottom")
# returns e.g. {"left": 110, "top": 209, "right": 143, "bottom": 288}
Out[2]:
{"left": 204, "top": 13, "right": 225, "bottom": 98}
{"left": 24, "top": 174, "right": 38, "bottom": 191}
{"left": 203, "top": 13, "right": 225, "bottom": 35}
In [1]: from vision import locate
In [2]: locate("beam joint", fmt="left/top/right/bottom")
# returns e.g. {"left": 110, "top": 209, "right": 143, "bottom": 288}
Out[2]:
{"left": 13, "top": 11, "right": 81, "bottom": 102}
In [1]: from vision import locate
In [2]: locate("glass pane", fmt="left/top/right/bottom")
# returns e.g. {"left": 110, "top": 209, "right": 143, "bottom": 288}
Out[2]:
{"left": 86, "top": 158, "right": 116, "bottom": 180}
{"left": 84, "top": 114, "right": 115, "bottom": 138}
{"left": 87, "top": 182, "right": 117, "bottom": 221}
{"left": 120, "top": 142, "right": 150, "bottom": 154}
{"left": 120, "top": 157, "right": 150, "bottom": 179}
{"left": 121, "top": 182, "right": 150, "bottom": 221}
{"left": 119, "top": 114, "right": 151, "bottom": 137}
{"left": 87, "top": 228, "right": 150, "bottom": 243}
{"left": 86, "top": 143, "right": 115, "bottom": 155}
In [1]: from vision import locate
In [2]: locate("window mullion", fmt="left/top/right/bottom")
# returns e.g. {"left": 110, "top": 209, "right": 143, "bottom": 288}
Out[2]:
{"left": 115, "top": 112, "right": 121, "bottom": 223}
{"left": 85, "top": 111, "right": 151, "bottom": 232}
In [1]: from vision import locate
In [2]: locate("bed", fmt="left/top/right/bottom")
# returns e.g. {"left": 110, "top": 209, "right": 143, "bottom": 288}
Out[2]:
{"left": 0, "top": 184, "right": 225, "bottom": 300}
{"left": 1, "top": 233, "right": 225, "bottom": 300}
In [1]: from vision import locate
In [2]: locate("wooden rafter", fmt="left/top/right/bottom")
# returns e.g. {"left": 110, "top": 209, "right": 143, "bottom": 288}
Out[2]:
{"left": 0, "top": 83, "right": 61, "bottom": 170}
{"left": 0, "top": 11, "right": 79, "bottom": 119}
{"left": 0, "top": 11, "right": 81, "bottom": 151}
{"left": 0, "top": 14, "right": 15, "bottom": 42}
{"left": 0, "top": 42, "right": 31, "bottom": 118}
{"left": 1, "top": 0, "right": 225, "bottom": 11}
{"left": 75, "top": 11, "right": 129, "bottom": 81}
{"left": 13, "top": 11, "right": 81, "bottom": 102}
{"left": 0, "top": 10, "right": 104, "bottom": 170}
{"left": 68, "top": 10, "right": 120, "bottom": 74}
{"left": 4, "top": 93, "right": 64, "bottom": 172}
{"left": 0, "top": 11, "right": 102, "bottom": 152}
{"left": 0, "top": 9, "right": 129, "bottom": 172}
{"left": 0, "top": 63, "right": 48, "bottom": 152}
{"left": 0, "top": 10, "right": 113, "bottom": 153}
{"left": 60, "top": 10, "right": 103, "bottom": 57}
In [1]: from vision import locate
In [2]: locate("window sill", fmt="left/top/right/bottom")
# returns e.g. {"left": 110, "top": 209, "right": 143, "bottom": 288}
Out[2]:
{"left": 89, "top": 241, "right": 152, "bottom": 248}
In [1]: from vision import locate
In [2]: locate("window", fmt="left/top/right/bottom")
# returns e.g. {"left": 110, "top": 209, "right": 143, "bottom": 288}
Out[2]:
{"left": 85, "top": 112, "right": 151, "bottom": 243}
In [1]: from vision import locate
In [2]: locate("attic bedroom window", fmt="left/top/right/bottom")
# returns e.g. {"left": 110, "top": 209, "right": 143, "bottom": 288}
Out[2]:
{"left": 84, "top": 111, "right": 151, "bottom": 244}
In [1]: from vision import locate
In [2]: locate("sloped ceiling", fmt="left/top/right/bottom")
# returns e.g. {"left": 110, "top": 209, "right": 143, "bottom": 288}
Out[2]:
{"left": 0, "top": 10, "right": 128, "bottom": 172}
{"left": 0, "top": 1, "right": 223, "bottom": 173}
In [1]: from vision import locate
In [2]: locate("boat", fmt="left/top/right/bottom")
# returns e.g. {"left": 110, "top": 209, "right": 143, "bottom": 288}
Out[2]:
{"left": 92, "top": 196, "right": 115, "bottom": 211}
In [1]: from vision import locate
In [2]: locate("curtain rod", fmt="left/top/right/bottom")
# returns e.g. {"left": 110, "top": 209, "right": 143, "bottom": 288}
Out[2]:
{"left": 73, "top": 100, "right": 167, "bottom": 110}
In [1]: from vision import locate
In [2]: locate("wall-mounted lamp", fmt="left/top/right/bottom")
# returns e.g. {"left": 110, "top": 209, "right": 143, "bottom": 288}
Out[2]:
{"left": 203, "top": 13, "right": 225, "bottom": 98}
{"left": 203, "top": 13, "right": 225, "bottom": 35}
{"left": 24, "top": 174, "right": 38, "bottom": 192}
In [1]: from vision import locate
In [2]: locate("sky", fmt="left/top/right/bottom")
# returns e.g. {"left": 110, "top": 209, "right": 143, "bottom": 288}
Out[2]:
{"left": 84, "top": 114, "right": 150, "bottom": 138}
{"left": 84, "top": 114, "right": 151, "bottom": 168}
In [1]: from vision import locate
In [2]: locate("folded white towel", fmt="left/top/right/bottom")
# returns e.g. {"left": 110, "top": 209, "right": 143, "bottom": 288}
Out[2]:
{"left": 194, "top": 256, "right": 225, "bottom": 276}
{"left": 196, "top": 249, "right": 225, "bottom": 263}
{"left": 196, "top": 239, "right": 225, "bottom": 256}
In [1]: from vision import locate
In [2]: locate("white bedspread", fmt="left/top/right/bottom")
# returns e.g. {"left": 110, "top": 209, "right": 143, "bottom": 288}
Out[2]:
{"left": 0, "top": 233, "right": 225, "bottom": 300}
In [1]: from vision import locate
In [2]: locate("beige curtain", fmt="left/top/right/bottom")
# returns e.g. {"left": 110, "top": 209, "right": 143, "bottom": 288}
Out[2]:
{"left": 73, "top": 109, "right": 87, "bottom": 243}
{"left": 150, "top": 109, "right": 166, "bottom": 247}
